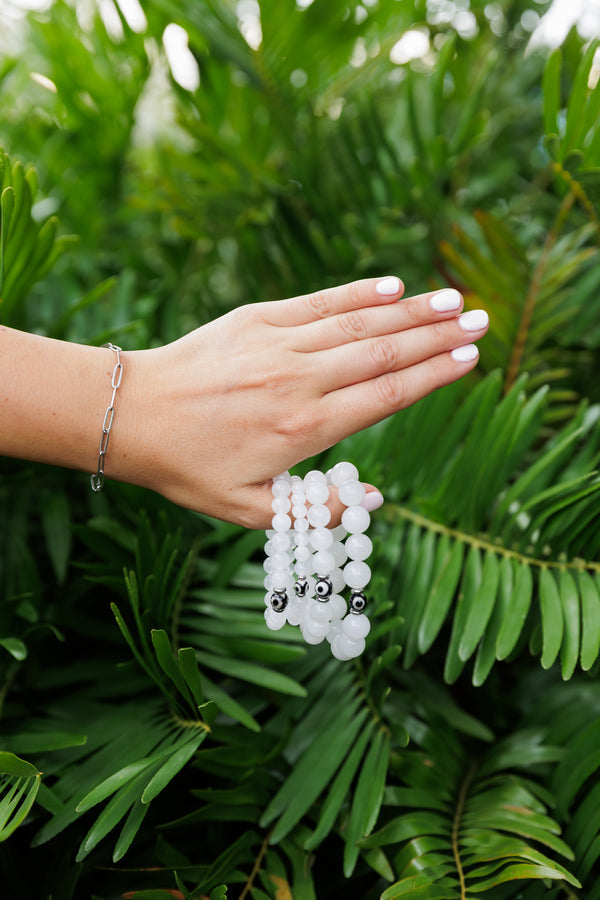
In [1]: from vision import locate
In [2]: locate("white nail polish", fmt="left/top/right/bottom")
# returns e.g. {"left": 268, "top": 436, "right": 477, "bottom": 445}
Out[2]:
{"left": 430, "top": 288, "right": 462, "bottom": 311}
{"left": 459, "top": 309, "right": 489, "bottom": 331}
{"left": 376, "top": 276, "right": 401, "bottom": 296}
{"left": 451, "top": 344, "right": 479, "bottom": 362}
{"left": 362, "top": 491, "right": 384, "bottom": 512}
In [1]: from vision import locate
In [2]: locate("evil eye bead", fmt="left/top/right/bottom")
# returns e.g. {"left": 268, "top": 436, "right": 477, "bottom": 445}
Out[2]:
{"left": 349, "top": 591, "right": 368, "bottom": 614}
{"left": 315, "top": 577, "right": 333, "bottom": 600}
{"left": 270, "top": 589, "right": 289, "bottom": 612}
{"left": 294, "top": 577, "right": 310, "bottom": 597}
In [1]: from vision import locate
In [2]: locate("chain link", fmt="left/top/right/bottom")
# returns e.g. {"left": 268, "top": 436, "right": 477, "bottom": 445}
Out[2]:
{"left": 91, "top": 343, "right": 123, "bottom": 492}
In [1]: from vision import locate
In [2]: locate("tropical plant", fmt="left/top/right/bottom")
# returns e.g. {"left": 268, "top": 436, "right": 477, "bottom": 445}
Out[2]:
{"left": 1, "top": 0, "right": 600, "bottom": 898}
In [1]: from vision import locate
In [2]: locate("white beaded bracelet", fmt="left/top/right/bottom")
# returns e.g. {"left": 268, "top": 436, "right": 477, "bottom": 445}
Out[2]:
{"left": 263, "top": 462, "right": 373, "bottom": 660}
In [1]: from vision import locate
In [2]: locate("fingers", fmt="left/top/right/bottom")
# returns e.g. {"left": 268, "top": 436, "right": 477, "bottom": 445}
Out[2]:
{"left": 245, "top": 480, "right": 384, "bottom": 530}
{"left": 261, "top": 276, "right": 405, "bottom": 327}
{"left": 292, "top": 287, "right": 464, "bottom": 353}
{"left": 313, "top": 308, "right": 489, "bottom": 393}
{"left": 319, "top": 345, "right": 481, "bottom": 443}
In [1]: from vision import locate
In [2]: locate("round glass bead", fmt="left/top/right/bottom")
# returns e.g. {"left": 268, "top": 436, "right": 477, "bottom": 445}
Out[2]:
{"left": 263, "top": 577, "right": 273, "bottom": 592}
{"left": 290, "top": 475, "right": 303, "bottom": 488}
{"left": 326, "top": 618, "right": 343, "bottom": 643}
{"left": 272, "top": 496, "right": 291, "bottom": 514}
{"left": 344, "top": 560, "right": 371, "bottom": 590}
{"left": 295, "top": 545, "right": 311, "bottom": 562}
{"left": 272, "top": 513, "right": 292, "bottom": 532}
{"left": 263, "top": 558, "right": 274, "bottom": 574}
{"left": 306, "top": 481, "right": 329, "bottom": 505}
{"left": 330, "top": 525, "right": 347, "bottom": 541}
{"left": 291, "top": 491, "right": 305, "bottom": 505}
{"left": 330, "top": 541, "right": 348, "bottom": 566}
{"left": 295, "top": 517, "right": 309, "bottom": 533}
{"left": 329, "top": 593, "right": 347, "bottom": 620}
{"left": 295, "top": 531, "right": 310, "bottom": 545}
{"left": 313, "top": 550, "right": 335, "bottom": 575}
{"left": 301, "top": 622, "right": 326, "bottom": 644}
{"left": 271, "top": 569, "right": 292, "bottom": 590}
{"left": 341, "top": 505, "right": 370, "bottom": 534}
{"left": 310, "top": 527, "right": 333, "bottom": 551}
{"left": 272, "top": 480, "right": 291, "bottom": 497}
{"left": 339, "top": 480, "right": 366, "bottom": 506}
{"left": 334, "top": 634, "right": 366, "bottom": 659}
{"left": 304, "top": 470, "right": 327, "bottom": 485}
{"left": 345, "top": 533, "right": 372, "bottom": 561}
{"left": 307, "top": 599, "right": 333, "bottom": 623}
{"left": 264, "top": 541, "right": 274, "bottom": 557}
{"left": 264, "top": 608, "right": 287, "bottom": 631}
{"left": 292, "top": 504, "right": 307, "bottom": 519}
{"left": 271, "top": 531, "right": 292, "bottom": 552}
{"left": 286, "top": 600, "right": 306, "bottom": 626}
{"left": 330, "top": 461, "right": 359, "bottom": 487}
{"left": 271, "top": 551, "right": 292, "bottom": 570}
{"left": 342, "top": 614, "right": 371, "bottom": 640}
{"left": 307, "top": 504, "right": 331, "bottom": 528}
{"left": 295, "top": 559, "right": 312, "bottom": 576}
{"left": 331, "top": 568, "right": 345, "bottom": 594}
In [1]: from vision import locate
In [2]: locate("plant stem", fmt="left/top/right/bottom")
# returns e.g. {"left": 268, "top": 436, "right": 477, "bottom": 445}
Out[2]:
{"left": 453, "top": 761, "right": 477, "bottom": 900}
{"left": 238, "top": 830, "right": 272, "bottom": 900}
{"left": 504, "top": 187, "right": 575, "bottom": 394}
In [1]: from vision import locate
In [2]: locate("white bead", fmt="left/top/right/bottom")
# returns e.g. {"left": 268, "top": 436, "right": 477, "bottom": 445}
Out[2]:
{"left": 264, "top": 608, "right": 287, "bottom": 631}
{"left": 271, "top": 551, "right": 292, "bottom": 570}
{"left": 272, "top": 513, "right": 292, "bottom": 532}
{"left": 338, "top": 634, "right": 366, "bottom": 659}
{"left": 295, "top": 531, "right": 310, "bottom": 546}
{"left": 272, "top": 480, "right": 291, "bottom": 497}
{"left": 330, "top": 635, "right": 352, "bottom": 660}
{"left": 286, "top": 601, "right": 306, "bottom": 626}
{"left": 313, "top": 550, "right": 335, "bottom": 575}
{"left": 272, "top": 496, "right": 291, "bottom": 514}
{"left": 304, "top": 470, "right": 327, "bottom": 485}
{"left": 295, "top": 545, "right": 311, "bottom": 562}
{"left": 326, "top": 618, "right": 343, "bottom": 644}
{"left": 292, "top": 504, "right": 307, "bottom": 519}
{"left": 330, "top": 541, "right": 348, "bottom": 566}
{"left": 306, "top": 482, "right": 329, "bottom": 505}
{"left": 295, "top": 517, "right": 309, "bottom": 533}
{"left": 345, "top": 533, "right": 372, "bottom": 561}
{"left": 330, "top": 461, "right": 359, "bottom": 487}
{"left": 273, "top": 472, "right": 290, "bottom": 483}
{"left": 341, "top": 505, "right": 370, "bottom": 534}
{"left": 344, "top": 560, "right": 371, "bottom": 590}
{"left": 301, "top": 623, "right": 326, "bottom": 644}
{"left": 331, "top": 525, "right": 347, "bottom": 541}
{"left": 291, "top": 491, "right": 305, "bottom": 505}
{"left": 343, "top": 614, "right": 371, "bottom": 639}
{"left": 329, "top": 593, "right": 347, "bottom": 620}
{"left": 263, "top": 587, "right": 272, "bottom": 602}
{"left": 271, "top": 570, "right": 292, "bottom": 590}
{"left": 310, "top": 527, "right": 333, "bottom": 551}
{"left": 263, "top": 558, "right": 274, "bottom": 574}
{"left": 339, "top": 480, "right": 366, "bottom": 506}
{"left": 266, "top": 529, "right": 275, "bottom": 540}
{"left": 264, "top": 541, "right": 274, "bottom": 557}
{"left": 331, "top": 568, "right": 345, "bottom": 593}
{"left": 307, "top": 599, "right": 333, "bottom": 623}
{"left": 303, "top": 613, "right": 330, "bottom": 637}
{"left": 307, "top": 504, "right": 331, "bottom": 527}
{"left": 290, "top": 475, "right": 303, "bottom": 488}
{"left": 270, "top": 532, "right": 291, "bottom": 552}
{"left": 295, "top": 559, "right": 312, "bottom": 576}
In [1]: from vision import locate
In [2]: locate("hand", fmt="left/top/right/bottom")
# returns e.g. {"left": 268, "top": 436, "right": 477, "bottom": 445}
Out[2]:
{"left": 120, "top": 276, "right": 488, "bottom": 527}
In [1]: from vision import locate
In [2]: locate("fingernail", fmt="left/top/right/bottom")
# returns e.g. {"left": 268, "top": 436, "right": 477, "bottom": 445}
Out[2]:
{"left": 362, "top": 491, "right": 384, "bottom": 512}
{"left": 459, "top": 309, "right": 489, "bottom": 331}
{"left": 451, "top": 344, "right": 479, "bottom": 362}
{"left": 376, "top": 276, "right": 401, "bottom": 296}
{"left": 430, "top": 288, "right": 462, "bottom": 312}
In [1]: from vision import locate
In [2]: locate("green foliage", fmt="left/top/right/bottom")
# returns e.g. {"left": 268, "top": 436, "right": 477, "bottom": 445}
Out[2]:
{"left": 1, "top": 1, "right": 600, "bottom": 898}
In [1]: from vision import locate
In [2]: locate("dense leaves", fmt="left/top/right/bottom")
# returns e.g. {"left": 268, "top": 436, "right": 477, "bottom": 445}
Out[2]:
{"left": 1, "top": 0, "right": 600, "bottom": 898}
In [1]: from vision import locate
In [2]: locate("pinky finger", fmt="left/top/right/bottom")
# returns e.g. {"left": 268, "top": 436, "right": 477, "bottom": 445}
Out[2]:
{"left": 320, "top": 344, "right": 480, "bottom": 442}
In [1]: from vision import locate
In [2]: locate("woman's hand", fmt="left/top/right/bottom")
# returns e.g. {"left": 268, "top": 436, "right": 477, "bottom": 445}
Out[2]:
{"left": 120, "top": 276, "right": 488, "bottom": 527}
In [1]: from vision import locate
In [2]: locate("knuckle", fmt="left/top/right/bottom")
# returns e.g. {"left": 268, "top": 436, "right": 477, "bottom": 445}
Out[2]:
{"left": 402, "top": 298, "right": 425, "bottom": 328}
{"left": 368, "top": 335, "right": 400, "bottom": 369}
{"left": 307, "top": 289, "right": 334, "bottom": 319}
{"left": 372, "top": 373, "right": 407, "bottom": 411}
{"left": 339, "top": 310, "right": 368, "bottom": 342}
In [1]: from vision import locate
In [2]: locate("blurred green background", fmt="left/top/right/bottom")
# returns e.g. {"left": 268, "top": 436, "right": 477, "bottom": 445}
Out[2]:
{"left": 1, "top": 1, "right": 600, "bottom": 897}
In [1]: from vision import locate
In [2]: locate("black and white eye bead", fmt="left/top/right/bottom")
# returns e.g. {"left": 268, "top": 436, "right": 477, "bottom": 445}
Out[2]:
{"left": 349, "top": 591, "right": 367, "bottom": 614}
{"left": 294, "top": 577, "right": 309, "bottom": 598}
{"left": 270, "top": 589, "right": 289, "bottom": 613}
{"left": 315, "top": 576, "right": 333, "bottom": 601}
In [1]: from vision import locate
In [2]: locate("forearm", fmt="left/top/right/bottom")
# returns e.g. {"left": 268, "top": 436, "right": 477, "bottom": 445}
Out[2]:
{"left": 0, "top": 325, "right": 138, "bottom": 481}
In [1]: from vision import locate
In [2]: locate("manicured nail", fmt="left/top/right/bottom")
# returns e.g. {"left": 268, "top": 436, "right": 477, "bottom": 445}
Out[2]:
{"left": 362, "top": 491, "right": 384, "bottom": 512}
{"left": 430, "top": 288, "right": 462, "bottom": 312}
{"left": 451, "top": 344, "right": 479, "bottom": 362}
{"left": 376, "top": 276, "right": 401, "bottom": 296}
{"left": 459, "top": 309, "right": 489, "bottom": 331}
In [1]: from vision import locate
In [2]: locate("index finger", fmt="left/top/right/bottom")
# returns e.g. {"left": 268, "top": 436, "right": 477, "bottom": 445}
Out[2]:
{"left": 259, "top": 276, "right": 405, "bottom": 327}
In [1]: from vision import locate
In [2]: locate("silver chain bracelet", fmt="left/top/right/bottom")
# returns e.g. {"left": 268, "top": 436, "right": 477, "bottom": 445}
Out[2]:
{"left": 91, "top": 343, "right": 123, "bottom": 493}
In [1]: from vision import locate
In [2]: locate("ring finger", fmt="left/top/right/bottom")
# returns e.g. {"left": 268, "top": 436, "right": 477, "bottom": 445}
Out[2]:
{"left": 311, "top": 308, "right": 489, "bottom": 393}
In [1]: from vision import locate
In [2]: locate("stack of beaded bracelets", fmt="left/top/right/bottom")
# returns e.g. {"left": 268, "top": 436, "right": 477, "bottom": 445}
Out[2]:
{"left": 263, "top": 462, "right": 372, "bottom": 661}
